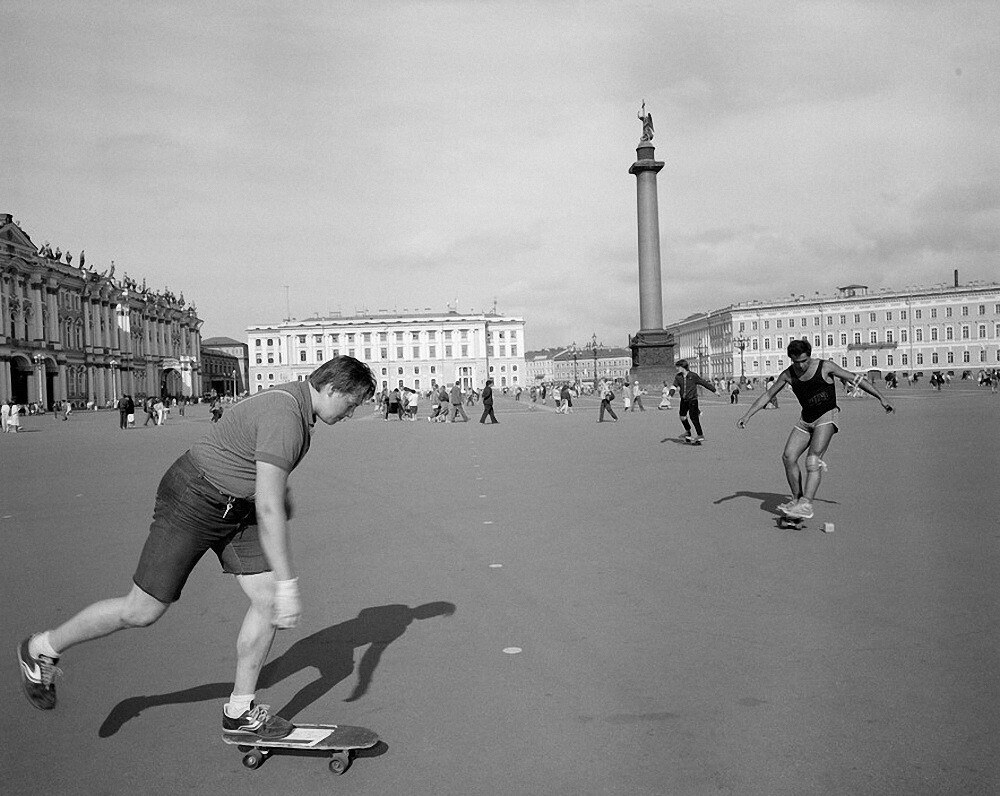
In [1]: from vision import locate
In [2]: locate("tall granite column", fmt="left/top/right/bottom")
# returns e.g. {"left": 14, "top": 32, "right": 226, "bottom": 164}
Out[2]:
{"left": 628, "top": 104, "right": 674, "bottom": 385}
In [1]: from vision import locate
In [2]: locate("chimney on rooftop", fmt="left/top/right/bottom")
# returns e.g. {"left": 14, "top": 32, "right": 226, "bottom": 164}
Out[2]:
{"left": 954, "top": 269, "right": 959, "bottom": 288}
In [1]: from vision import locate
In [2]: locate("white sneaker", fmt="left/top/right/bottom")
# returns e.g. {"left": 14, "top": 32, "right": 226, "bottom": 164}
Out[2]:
{"left": 785, "top": 500, "right": 814, "bottom": 519}
{"left": 777, "top": 498, "right": 800, "bottom": 514}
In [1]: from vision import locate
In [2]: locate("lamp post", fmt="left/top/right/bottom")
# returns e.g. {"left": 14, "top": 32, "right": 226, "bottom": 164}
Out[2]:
{"left": 569, "top": 341, "right": 579, "bottom": 387}
{"left": 695, "top": 339, "right": 708, "bottom": 376}
{"left": 109, "top": 359, "right": 118, "bottom": 406}
{"left": 231, "top": 369, "right": 237, "bottom": 397}
{"left": 734, "top": 335, "right": 749, "bottom": 384}
{"left": 585, "top": 333, "right": 603, "bottom": 389}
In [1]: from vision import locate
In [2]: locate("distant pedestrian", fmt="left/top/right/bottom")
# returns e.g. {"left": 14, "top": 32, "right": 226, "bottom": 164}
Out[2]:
{"left": 598, "top": 380, "right": 618, "bottom": 422}
{"left": 631, "top": 381, "right": 645, "bottom": 411}
{"left": 730, "top": 382, "right": 740, "bottom": 404}
{"left": 658, "top": 381, "right": 672, "bottom": 410}
{"left": 558, "top": 383, "right": 573, "bottom": 414}
{"left": 143, "top": 398, "right": 156, "bottom": 426}
{"left": 1, "top": 400, "right": 9, "bottom": 433}
{"left": 62, "top": 401, "right": 72, "bottom": 421}
{"left": 449, "top": 382, "right": 469, "bottom": 422}
{"left": 120, "top": 395, "right": 135, "bottom": 429}
{"left": 8, "top": 402, "right": 22, "bottom": 432}
{"left": 479, "top": 379, "right": 499, "bottom": 424}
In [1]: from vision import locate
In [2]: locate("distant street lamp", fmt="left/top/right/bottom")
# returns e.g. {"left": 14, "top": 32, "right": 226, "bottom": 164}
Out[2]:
{"left": 585, "top": 333, "right": 604, "bottom": 388}
{"left": 569, "top": 341, "right": 579, "bottom": 386}
{"left": 695, "top": 339, "right": 708, "bottom": 375}
{"left": 734, "top": 335, "right": 749, "bottom": 383}
{"left": 231, "top": 369, "right": 237, "bottom": 397}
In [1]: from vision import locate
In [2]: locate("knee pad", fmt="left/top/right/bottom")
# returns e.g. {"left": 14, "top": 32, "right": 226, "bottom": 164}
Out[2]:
{"left": 805, "top": 455, "right": 827, "bottom": 473}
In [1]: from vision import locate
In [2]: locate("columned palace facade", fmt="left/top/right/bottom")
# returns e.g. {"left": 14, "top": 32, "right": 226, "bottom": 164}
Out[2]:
{"left": 0, "top": 214, "right": 203, "bottom": 407}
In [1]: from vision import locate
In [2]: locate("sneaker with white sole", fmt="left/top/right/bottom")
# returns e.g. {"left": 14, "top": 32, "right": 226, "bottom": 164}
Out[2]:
{"left": 785, "top": 500, "right": 814, "bottom": 519}
{"left": 18, "top": 636, "right": 61, "bottom": 710}
{"left": 222, "top": 702, "right": 294, "bottom": 740}
{"left": 777, "top": 497, "right": 801, "bottom": 514}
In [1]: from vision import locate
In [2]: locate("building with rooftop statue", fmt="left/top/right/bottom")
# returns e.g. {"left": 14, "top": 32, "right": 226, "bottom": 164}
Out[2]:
{"left": 0, "top": 213, "right": 204, "bottom": 407}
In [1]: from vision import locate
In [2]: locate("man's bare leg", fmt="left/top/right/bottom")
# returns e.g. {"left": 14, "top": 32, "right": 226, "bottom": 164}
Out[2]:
{"left": 48, "top": 583, "right": 169, "bottom": 655}
{"left": 222, "top": 572, "right": 293, "bottom": 738}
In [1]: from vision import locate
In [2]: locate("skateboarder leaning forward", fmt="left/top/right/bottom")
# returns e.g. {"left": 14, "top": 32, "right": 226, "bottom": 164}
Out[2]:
{"left": 736, "top": 340, "right": 893, "bottom": 519}
{"left": 18, "top": 357, "right": 376, "bottom": 740}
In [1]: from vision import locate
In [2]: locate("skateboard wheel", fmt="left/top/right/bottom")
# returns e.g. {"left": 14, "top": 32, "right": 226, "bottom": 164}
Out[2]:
{"left": 242, "top": 750, "right": 265, "bottom": 770}
{"left": 328, "top": 752, "right": 350, "bottom": 775}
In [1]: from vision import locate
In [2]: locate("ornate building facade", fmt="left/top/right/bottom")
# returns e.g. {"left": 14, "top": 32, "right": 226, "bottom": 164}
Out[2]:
{"left": 0, "top": 214, "right": 203, "bottom": 407}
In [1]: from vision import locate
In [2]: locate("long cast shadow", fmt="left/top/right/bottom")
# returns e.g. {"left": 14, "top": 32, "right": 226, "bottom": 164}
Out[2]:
{"left": 714, "top": 490, "right": 837, "bottom": 517}
{"left": 99, "top": 601, "right": 456, "bottom": 738}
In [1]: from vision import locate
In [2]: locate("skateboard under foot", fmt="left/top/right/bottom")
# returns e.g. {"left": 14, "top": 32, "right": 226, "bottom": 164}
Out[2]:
{"left": 223, "top": 722, "right": 379, "bottom": 775}
{"left": 776, "top": 515, "right": 806, "bottom": 530}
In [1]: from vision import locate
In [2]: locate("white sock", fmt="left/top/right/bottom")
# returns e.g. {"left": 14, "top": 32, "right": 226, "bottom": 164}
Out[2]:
{"left": 225, "top": 693, "right": 255, "bottom": 718}
{"left": 29, "top": 632, "right": 60, "bottom": 660}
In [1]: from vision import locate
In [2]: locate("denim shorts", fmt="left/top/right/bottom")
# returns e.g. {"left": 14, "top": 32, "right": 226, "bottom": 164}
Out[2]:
{"left": 133, "top": 452, "right": 267, "bottom": 603}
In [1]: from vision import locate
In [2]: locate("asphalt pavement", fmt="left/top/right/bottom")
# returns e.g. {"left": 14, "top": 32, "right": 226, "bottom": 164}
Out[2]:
{"left": 2, "top": 385, "right": 997, "bottom": 795}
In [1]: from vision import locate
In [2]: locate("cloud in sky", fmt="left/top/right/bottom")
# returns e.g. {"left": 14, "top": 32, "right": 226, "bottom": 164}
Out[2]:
{"left": 3, "top": 0, "right": 998, "bottom": 348}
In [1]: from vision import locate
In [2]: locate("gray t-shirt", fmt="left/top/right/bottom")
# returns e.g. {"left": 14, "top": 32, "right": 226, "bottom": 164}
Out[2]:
{"left": 189, "top": 381, "right": 314, "bottom": 498}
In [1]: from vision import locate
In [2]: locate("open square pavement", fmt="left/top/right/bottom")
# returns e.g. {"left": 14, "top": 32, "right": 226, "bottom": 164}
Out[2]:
{"left": 2, "top": 385, "right": 997, "bottom": 795}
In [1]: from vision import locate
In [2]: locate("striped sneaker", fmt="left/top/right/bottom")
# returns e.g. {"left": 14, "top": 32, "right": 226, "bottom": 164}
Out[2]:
{"left": 222, "top": 702, "right": 294, "bottom": 740}
{"left": 17, "top": 636, "right": 61, "bottom": 710}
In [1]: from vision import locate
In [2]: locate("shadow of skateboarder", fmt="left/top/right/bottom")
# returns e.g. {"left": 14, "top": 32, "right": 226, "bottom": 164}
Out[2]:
{"left": 99, "top": 601, "right": 455, "bottom": 737}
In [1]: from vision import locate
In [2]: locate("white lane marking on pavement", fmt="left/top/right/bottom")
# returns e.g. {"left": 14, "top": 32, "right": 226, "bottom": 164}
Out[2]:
{"left": 503, "top": 647, "right": 522, "bottom": 655}
{"left": 489, "top": 563, "right": 503, "bottom": 568}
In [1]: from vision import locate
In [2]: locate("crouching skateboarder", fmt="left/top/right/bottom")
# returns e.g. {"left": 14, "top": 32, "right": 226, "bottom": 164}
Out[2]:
{"left": 736, "top": 340, "right": 893, "bottom": 520}
{"left": 18, "top": 357, "right": 376, "bottom": 739}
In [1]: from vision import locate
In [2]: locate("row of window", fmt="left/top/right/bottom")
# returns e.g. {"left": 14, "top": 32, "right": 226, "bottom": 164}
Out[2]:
{"left": 749, "top": 348, "right": 999, "bottom": 372}
{"left": 743, "top": 324, "right": 1000, "bottom": 351}
{"left": 738, "top": 304, "right": 1000, "bottom": 333}
{"left": 254, "top": 329, "right": 518, "bottom": 347}
{"left": 258, "top": 344, "right": 521, "bottom": 365}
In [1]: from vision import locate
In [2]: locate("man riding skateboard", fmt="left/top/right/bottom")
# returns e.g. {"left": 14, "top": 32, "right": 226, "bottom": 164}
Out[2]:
{"left": 736, "top": 340, "right": 893, "bottom": 520}
{"left": 18, "top": 357, "right": 376, "bottom": 740}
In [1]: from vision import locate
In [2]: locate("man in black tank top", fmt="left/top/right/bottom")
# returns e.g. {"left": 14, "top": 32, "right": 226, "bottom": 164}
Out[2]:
{"left": 737, "top": 339, "right": 893, "bottom": 520}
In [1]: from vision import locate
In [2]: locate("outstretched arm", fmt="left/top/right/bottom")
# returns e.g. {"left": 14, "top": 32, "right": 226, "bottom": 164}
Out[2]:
{"left": 824, "top": 362, "right": 894, "bottom": 413}
{"left": 737, "top": 373, "right": 788, "bottom": 428}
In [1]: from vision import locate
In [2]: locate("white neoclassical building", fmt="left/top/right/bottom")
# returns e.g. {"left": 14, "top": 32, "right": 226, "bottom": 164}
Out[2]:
{"left": 248, "top": 310, "right": 526, "bottom": 393}
{"left": 665, "top": 280, "right": 1000, "bottom": 382}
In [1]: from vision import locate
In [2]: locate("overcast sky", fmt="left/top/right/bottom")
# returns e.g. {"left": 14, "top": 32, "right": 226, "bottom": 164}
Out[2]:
{"left": 4, "top": 1, "right": 998, "bottom": 349}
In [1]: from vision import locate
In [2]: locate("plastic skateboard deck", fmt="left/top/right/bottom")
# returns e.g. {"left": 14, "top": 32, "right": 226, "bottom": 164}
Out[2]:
{"left": 223, "top": 722, "right": 379, "bottom": 774}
